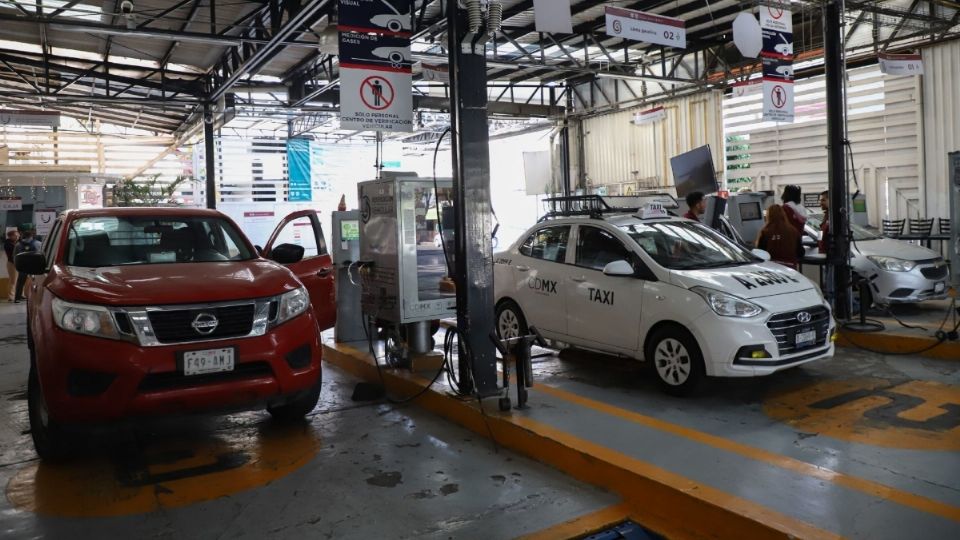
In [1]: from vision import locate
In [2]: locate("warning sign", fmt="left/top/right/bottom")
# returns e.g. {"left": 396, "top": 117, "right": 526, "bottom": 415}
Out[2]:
{"left": 340, "top": 68, "right": 412, "bottom": 132}
{"left": 762, "top": 77, "right": 793, "bottom": 123}
{"left": 759, "top": 1, "right": 792, "bottom": 33}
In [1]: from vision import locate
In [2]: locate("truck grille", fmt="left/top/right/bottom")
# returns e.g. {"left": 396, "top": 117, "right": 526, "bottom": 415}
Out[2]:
{"left": 147, "top": 304, "right": 255, "bottom": 344}
{"left": 766, "top": 306, "right": 831, "bottom": 356}
{"left": 920, "top": 264, "right": 948, "bottom": 280}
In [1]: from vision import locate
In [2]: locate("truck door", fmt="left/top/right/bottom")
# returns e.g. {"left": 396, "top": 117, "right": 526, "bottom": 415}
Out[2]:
{"left": 264, "top": 210, "right": 335, "bottom": 330}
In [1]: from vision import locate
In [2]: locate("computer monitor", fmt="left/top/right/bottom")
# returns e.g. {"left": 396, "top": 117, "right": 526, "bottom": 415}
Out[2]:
{"left": 738, "top": 202, "right": 763, "bottom": 221}
{"left": 671, "top": 145, "right": 718, "bottom": 198}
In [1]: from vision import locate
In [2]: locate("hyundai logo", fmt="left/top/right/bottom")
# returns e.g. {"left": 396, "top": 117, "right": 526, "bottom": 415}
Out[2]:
{"left": 796, "top": 311, "right": 812, "bottom": 324}
{"left": 191, "top": 313, "right": 219, "bottom": 335}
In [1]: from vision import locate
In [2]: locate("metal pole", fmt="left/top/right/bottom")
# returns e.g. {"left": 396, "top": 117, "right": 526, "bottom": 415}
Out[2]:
{"left": 203, "top": 104, "right": 216, "bottom": 209}
{"left": 824, "top": 1, "right": 851, "bottom": 319}
{"left": 447, "top": 0, "right": 497, "bottom": 397}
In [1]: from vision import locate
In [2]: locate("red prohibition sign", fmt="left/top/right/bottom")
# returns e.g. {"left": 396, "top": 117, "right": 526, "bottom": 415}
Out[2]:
{"left": 772, "top": 85, "right": 787, "bottom": 108}
{"left": 768, "top": 2, "right": 784, "bottom": 19}
{"left": 361, "top": 76, "right": 394, "bottom": 110}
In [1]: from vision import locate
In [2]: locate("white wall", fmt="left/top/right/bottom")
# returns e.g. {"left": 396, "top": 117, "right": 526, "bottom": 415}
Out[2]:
{"left": 922, "top": 40, "right": 960, "bottom": 223}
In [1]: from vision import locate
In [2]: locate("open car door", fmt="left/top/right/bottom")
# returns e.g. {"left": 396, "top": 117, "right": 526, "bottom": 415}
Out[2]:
{"left": 263, "top": 210, "right": 336, "bottom": 330}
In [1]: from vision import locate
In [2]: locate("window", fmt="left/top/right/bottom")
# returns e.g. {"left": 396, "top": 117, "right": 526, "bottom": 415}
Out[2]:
{"left": 576, "top": 226, "right": 631, "bottom": 271}
{"left": 519, "top": 226, "right": 570, "bottom": 263}
{"left": 42, "top": 220, "right": 63, "bottom": 270}
{"left": 618, "top": 221, "right": 755, "bottom": 270}
{"left": 271, "top": 215, "right": 327, "bottom": 258}
{"left": 65, "top": 216, "right": 255, "bottom": 267}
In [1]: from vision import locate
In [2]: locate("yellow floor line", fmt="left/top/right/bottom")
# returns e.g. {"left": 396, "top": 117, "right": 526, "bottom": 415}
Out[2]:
{"left": 515, "top": 502, "right": 632, "bottom": 540}
{"left": 533, "top": 382, "right": 960, "bottom": 523}
{"left": 325, "top": 344, "right": 842, "bottom": 540}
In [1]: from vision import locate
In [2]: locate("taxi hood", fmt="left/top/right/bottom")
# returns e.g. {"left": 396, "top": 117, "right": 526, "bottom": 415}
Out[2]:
{"left": 49, "top": 260, "right": 301, "bottom": 306}
{"left": 669, "top": 262, "right": 815, "bottom": 299}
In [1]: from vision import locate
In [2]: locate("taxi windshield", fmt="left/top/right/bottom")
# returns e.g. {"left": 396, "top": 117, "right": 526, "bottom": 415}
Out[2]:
{"left": 618, "top": 221, "right": 757, "bottom": 270}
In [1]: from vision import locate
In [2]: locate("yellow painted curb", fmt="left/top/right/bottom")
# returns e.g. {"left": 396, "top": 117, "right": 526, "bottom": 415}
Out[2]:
{"left": 325, "top": 343, "right": 841, "bottom": 540}
{"left": 836, "top": 329, "right": 960, "bottom": 361}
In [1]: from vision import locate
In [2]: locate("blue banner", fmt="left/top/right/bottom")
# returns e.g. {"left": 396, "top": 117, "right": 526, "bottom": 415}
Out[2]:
{"left": 287, "top": 139, "right": 312, "bottom": 201}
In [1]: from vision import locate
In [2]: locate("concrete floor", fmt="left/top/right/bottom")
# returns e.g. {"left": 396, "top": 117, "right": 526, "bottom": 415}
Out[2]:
{"left": 0, "top": 303, "right": 616, "bottom": 539}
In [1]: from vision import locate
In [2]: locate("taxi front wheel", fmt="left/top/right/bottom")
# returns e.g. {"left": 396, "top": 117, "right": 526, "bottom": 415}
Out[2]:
{"left": 646, "top": 326, "right": 705, "bottom": 396}
{"left": 28, "top": 362, "right": 70, "bottom": 461}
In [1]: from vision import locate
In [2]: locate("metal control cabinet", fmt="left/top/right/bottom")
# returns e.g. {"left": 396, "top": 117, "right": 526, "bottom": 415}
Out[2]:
{"left": 331, "top": 210, "right": 365, "bottom": 343}
{"left": 950, "top": 152, "right": 960, "bottom": 289}
{"left": 358, "top": 174, "right": 455, "bottom": 325}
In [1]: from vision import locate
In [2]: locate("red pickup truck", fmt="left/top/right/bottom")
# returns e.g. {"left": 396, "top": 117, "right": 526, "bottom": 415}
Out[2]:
{"left": 15, "top": 207, "right": 335, "bottom": 460}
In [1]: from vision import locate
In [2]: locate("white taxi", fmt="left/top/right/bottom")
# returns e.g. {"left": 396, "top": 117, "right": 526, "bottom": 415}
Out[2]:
{"left": 494, "top": 208, "right": 836, "bottom": 395}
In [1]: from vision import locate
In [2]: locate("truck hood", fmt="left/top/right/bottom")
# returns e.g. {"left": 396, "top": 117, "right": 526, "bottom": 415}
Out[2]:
{"left": 669, "top": 262, "right": 815, "bottom": 299}
{"left": 49, "top": 260, "right": 301, "bottom": 306}
{"left": 851, "top": 237, "right": 941, "bottom": 261}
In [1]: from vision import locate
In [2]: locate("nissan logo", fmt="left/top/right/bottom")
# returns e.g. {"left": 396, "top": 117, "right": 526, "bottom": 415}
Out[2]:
{"left": 191, "top": 313, "right": 219, "bottom": 335}
{"left": 796, "top": 311, "right": 812, "bottom": 324}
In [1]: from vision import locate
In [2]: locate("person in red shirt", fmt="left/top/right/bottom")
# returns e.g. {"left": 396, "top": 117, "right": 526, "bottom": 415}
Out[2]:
{"left": 818, "top": 190, "right": 829, "bottom": 254}
{"left": 781, "top": 184, "right": 808, "bottom": 234}
{"left": 756, "top": 204, "right": 803, "bottom": 269}
{"left": 684, "top": 191, "right": 706, "bottom": 221}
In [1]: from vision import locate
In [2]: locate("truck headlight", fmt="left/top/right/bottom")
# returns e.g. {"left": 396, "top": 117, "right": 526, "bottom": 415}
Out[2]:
{"left": 52, "top": 297, "right": 120, "bottom": 339}
{"left": 691, "top": 287, "right": 763, "bottom": 318}
{"left": 276, "top": 287, "right": 310, "bottom": 324}
{"left": 867, "top": 256, "right": 916, "bottom": 272}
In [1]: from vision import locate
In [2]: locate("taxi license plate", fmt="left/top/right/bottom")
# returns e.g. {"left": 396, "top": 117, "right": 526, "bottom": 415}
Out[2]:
{"left": 795, "top": 330, "right": 816, "bottom": 348}
{"left": 181, "top": 347, "right": 235, "bottom": 376}
{"left": 935, "top": 282, "right": 945, "bottom": 294}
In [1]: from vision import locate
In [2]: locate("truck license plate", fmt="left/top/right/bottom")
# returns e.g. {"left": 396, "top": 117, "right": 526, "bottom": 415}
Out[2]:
{"left": 182, "top": 348, "right": 235, "bottom": 376}
{"left": 795, "top": 330, "right": 816, "bottom": 348}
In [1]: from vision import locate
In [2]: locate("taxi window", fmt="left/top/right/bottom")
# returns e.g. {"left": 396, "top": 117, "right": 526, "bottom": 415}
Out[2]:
{"left": 576, "top": 226, "right": 630, "bottom": 271}
{"left": 519, "top": 226, "right": 569, "bottom": 263}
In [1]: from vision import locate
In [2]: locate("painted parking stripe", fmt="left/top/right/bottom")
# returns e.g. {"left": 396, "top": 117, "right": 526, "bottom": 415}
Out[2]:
{"left": 516, "top": 502, "right": 632, "bottom": 540}
{"left": 533, "top": 382, "right": 960, "bottom": 523}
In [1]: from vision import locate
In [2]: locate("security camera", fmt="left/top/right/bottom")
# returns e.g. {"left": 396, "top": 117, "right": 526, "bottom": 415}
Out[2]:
{"left": 203, "top": 110, "right": 214, "bottom": 124}
{"left": 120, "top": 1, "right": 134, "bottom": 15}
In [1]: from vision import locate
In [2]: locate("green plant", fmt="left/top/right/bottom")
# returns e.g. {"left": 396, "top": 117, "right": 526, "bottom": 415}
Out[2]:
{"left": 113, "top": 174, "right": 190, "bottom": 206}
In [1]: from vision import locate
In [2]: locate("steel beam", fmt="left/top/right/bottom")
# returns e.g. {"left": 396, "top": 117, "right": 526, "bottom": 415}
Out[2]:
{"left": 204, "top": 105, "right": 217, "bottom": 209}
{"left": 447, "top": 0, "right": 497, "bottom": 397}
{"left": 824, "top": 1, "right": 852, "bottom": 320}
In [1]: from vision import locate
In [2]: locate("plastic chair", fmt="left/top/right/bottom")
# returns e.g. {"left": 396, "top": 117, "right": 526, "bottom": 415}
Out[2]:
{"left": 908, "top": 218, "right": 934, "bottom": 236}
{"left": 939, "top": 218, "right": 951, "bottom": 235}
{"left": 881, "top": 219, "right": 905, "bottom": 237}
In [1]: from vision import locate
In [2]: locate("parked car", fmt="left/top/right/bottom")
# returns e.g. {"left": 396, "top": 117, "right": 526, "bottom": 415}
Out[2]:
{"left": 15, "top": 207, "right": 335, "bottom": 459}
{"left": 494, "top": 209, "right": 835, "bottom": 396}
{"left": 803, "top": 214, "right": 949, "bottom": 305}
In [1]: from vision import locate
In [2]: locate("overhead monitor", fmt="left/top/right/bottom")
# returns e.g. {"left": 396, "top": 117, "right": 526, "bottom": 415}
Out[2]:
{"left": 671, "top": 145, "right": 718, "bottom": 198}
{"left": 739, "top": 202, "right": 763, "bottom": 221}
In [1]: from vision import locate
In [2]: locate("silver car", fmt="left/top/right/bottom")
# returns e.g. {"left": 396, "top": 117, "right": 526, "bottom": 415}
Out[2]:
{"left": 804, "top": 215, "right": 949, "bottom": 305}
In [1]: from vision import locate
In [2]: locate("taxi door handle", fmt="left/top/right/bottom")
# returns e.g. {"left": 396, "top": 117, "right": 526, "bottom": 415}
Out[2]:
{"left": 317, "top": 267, "right": 333, "bottom": 277}
{"left": 515, "top": 265, "right": 530, "bottom": 272}
{"left": 571, "top": 276, "right": 586, "bottom": 283}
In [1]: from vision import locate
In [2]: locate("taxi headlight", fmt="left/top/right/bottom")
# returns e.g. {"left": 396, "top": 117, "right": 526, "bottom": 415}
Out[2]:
{"left": 867, "top": 256, "right": 916, "bottom": 272}
{"left": 691, "top": 287, "right": 763, "bottom": 318}
{"left": 52, "top": 297, "right": 120, "bottom": 339}
{"left": 276, "top": 286, "right": 310, "bottom": 324}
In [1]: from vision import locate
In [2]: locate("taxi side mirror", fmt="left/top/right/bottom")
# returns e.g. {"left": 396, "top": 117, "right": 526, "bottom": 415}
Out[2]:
{"left": 15, "top": 252, "right": 46, "bottom": 275}
{"left": 602, "top": 260, "right": 635, "bottom": 277}
{"left": 751, "top": 249, "right": 772, "bottom": 262}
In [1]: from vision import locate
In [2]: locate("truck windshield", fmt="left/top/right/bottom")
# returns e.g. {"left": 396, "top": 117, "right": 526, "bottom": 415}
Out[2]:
{"left": 618, "top": 221, "right": 757, "bottom": 270}
{"left": 65, "top": 216, "right": 255, "bottom": 267}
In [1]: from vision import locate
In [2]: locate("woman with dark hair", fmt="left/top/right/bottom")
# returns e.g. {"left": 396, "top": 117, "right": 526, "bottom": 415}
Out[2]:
{"left": 756, "top": 204, "right": 803, "bottom": 269}
{"left": 780, "top": 184, "right": 807, "bottom": 234}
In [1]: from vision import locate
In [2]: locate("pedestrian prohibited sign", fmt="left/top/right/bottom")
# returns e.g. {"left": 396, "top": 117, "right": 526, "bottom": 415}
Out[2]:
{"left": 762, "top": 77, "right": 794, "bottom": 123}
{"left": 361, "top": 76, "right": 394, "bottom": 110}
{"left": 340, "top": 68, "right": 412, "bottom": 132}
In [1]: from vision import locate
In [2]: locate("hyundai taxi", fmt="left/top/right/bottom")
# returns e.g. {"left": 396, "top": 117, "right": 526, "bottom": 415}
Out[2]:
{"left": 494, "top": 203, "right": 835, "bottom": 395}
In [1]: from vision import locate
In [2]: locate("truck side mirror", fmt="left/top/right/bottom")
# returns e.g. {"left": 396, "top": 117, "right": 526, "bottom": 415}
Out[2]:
{"left": 15, "top": 252, "right": 46, "bottom": 275}
{"left": 270, "top": 243, "right": 305, "bottom": 265}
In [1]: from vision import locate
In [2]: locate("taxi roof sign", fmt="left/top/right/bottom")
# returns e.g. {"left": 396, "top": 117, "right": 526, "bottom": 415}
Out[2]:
{"left": 640, "top": 203, "right": 670, "bottom": 219}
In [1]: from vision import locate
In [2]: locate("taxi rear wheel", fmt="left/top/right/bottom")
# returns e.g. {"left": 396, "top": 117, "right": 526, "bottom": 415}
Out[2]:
{"left": 496, "top": 300, "right": 528, "bottom": 341}
{"left": 646, "top": 327, "right": 705, "bottom": 396}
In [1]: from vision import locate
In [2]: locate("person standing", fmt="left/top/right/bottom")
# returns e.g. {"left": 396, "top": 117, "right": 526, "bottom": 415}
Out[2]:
{"left": 3, "top": 229, "right": 18, "bottom": 302}
{"left": 781, "top": 184, "right": 808, "bottom": 235}
{"left": 13, "top": 224, "right": 42, "bottom": 303}
{"left": 818, "top": 190, "right": 829, "bottom": 254}
{"left": 683, "top": 191, "right": 706, "bottom": 221}
{"left": 755, "top": 204, "right": 803, "bottom": 269}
